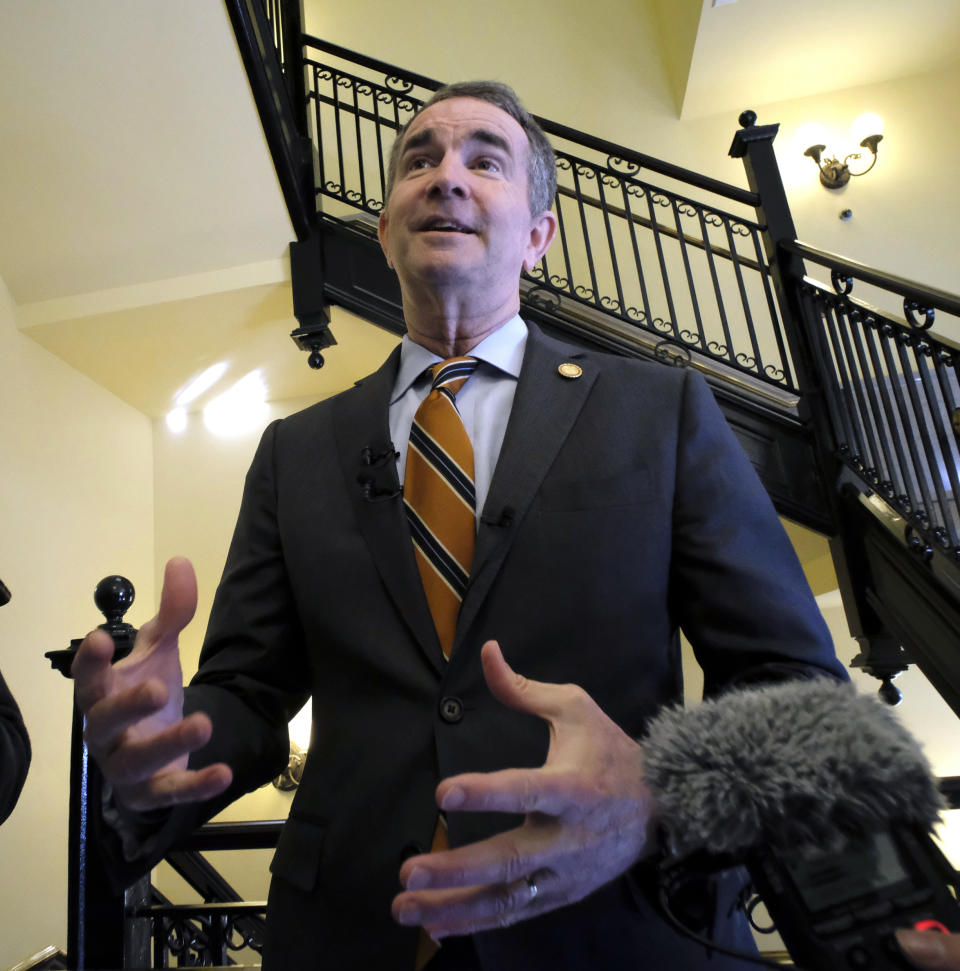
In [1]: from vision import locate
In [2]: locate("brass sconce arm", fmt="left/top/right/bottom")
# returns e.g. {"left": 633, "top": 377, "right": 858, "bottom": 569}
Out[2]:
{"left": 804, "top": 134, "right": 883, "bottom": 189}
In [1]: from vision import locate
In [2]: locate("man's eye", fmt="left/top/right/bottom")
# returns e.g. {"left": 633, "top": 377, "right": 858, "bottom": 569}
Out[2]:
{"left": 473, "top": 158, "right": 501, "bottom": 172}
{"left": 407, "top": 157, "right": 431, "bottom": 171}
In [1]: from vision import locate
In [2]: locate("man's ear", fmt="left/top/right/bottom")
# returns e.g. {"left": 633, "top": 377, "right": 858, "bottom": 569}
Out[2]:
{"left": 522, "top": 210, "right": 558, "bottom": 273}
{"left": 378, "top": 210, "right": 393, "bottom": 269}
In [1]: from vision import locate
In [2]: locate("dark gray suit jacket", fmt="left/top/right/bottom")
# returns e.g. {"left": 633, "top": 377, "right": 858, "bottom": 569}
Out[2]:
{"left": 168, "top": 324, "right": 845, "bottom": 968}
{"left": 0, "top": 669, "right": 30, "bottom": 824}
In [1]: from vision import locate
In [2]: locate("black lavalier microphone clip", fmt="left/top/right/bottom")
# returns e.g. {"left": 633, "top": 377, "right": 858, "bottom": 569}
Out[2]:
{"left": 358, "top": 443, "right": 401, "bottom": 501}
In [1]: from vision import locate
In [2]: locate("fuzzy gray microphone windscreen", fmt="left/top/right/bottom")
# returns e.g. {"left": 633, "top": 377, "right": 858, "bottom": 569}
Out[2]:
{"left": 643, "top": 678, "right": 944, "bottom": 858}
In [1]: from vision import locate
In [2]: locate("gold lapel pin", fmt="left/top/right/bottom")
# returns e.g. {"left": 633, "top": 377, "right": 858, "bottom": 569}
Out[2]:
{"left": 558, "top": 362, "right": 583, "bottom": 379}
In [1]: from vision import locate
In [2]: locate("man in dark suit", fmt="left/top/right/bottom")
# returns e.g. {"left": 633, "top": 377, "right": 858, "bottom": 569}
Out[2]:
{"left": 73, "top": 82, "right": 845, "bottom": 968}
{"left": 0, "top": 668, "right": 30, "bottom": 824}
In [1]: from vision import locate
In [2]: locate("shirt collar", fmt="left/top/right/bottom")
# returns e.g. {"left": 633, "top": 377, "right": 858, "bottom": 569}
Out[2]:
{"left": 390, "top": 314, "right": 528, "bottom": 403}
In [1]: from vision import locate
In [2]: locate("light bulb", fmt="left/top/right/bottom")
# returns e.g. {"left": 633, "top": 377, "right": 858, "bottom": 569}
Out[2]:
{"left": 850, "top": 113, "right": 884, "bottom": 145}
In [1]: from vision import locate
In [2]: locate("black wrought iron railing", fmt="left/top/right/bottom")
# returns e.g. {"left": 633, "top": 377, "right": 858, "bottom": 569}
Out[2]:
{"left": 787, "top": 240, "right": 960, "bottom": 563}
{"left": 301, "top": 38, "right": 797, "bottom": 393}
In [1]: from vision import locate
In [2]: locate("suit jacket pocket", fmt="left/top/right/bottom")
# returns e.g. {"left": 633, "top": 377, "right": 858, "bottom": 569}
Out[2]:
{"left": 269, "top": 814, "right": 326, "bottom": 893}
{"left": 539, "top": 466, "right": 653, "bottom": 511}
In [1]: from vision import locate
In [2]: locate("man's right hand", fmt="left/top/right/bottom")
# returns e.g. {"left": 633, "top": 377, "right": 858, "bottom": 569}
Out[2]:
{"left": 71, "top": 556, "right": 232, "bottom": 812}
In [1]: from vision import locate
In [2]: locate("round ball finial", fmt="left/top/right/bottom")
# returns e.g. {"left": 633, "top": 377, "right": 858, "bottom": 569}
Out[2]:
{"left": 308, "top": 347, "right": 326, "bottom": 370}
{"left": 879, "top": 676, "right": 902, "bottom": 707}
{"left": 738, "top": 110, "right": 757, "bottom": 129}
{"left": 93, "top": 575, "right": 135, "bottom": 625}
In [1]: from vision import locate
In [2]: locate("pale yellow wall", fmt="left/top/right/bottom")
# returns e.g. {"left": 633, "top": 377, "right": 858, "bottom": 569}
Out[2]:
{"left": 0, "top": 275, "right": 155, "bottom": 967}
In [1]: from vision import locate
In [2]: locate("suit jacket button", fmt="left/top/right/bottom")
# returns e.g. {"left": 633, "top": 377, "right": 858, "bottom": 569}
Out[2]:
{"left": 439, "top": 697, "right": 463, "bottom": 723}
{"left": 399, "top": 841, "right": 425, "bottom": 866}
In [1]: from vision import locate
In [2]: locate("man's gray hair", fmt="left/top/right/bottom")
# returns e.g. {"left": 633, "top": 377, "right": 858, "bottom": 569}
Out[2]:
{"left": 384, "top": 81, "right": 557, "bottom": 217}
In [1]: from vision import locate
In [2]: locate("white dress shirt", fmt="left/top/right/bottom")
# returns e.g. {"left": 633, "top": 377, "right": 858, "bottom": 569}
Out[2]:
{"left": 389, "top": 314, "right": 527, "bottom": 521}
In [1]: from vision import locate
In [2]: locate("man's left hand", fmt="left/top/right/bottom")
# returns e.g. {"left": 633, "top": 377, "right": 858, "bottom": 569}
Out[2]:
{"left": 392, "top": 640, "right": 657, "bottom": 939}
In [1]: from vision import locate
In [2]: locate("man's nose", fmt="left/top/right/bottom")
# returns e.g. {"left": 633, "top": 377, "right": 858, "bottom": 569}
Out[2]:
{"left": 426, "top": 154, "right": 467, "bottom": 197}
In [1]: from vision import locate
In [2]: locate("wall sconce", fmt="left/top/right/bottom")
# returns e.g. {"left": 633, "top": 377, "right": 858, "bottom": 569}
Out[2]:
{"left": 802, "top": 113, "right": 884, "bottom": 190}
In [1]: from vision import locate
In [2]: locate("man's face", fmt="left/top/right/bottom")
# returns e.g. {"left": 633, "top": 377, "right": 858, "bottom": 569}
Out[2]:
{"left": 378, "top": 97, "right": 555, "bottom": 308}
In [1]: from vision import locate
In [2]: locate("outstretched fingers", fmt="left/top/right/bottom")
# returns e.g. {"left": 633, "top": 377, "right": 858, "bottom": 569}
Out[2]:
{"left": 120, "top": 763, "right": 234, "bottom": 812}
{"left": 98, "top": 711, "right": 215, "bottom": 785}
{"left": 396, "top": 869, "right": 557, "bottom": 938}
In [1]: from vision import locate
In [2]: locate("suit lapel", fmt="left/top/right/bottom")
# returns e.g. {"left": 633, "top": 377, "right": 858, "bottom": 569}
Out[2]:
{"left": 333, "top": 346, "right": 444, "bottom": 672}
{"left": 452, "top": 326, "right": 597, "bottom": 654}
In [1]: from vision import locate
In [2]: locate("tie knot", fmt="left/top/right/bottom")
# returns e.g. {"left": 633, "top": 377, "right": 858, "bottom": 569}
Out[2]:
{"left": 430, "top": 357, "right": 479, "bottom": 396}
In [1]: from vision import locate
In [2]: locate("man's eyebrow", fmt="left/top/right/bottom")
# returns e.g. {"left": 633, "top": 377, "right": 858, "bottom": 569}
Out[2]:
{"left": 469, "top": 129, "right": 512, "bottom": 155}
{"left": 401, "top": 128, "right": 436, "bottom": 154}
{"left": 399, "top": 127, "right": 513, "bottom": 156}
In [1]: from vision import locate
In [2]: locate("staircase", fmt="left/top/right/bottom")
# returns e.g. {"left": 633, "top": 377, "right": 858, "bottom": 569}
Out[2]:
{"left": 229, "top": 0, "right": 960, "bottom": 718}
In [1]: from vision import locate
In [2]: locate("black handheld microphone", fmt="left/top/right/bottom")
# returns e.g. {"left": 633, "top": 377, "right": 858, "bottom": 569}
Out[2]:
{"left": 643, "top": 678, "right": 959, "bottom": 970}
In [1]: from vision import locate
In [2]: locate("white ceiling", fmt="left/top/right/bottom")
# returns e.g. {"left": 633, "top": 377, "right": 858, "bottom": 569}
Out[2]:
{"left": 2, "top": 0, "right": 958, "bottom": 418}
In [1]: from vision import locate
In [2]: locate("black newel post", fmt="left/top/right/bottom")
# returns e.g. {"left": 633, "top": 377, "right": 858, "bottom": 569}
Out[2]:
{"left": 729, "top": 111, "right": 909, "bottom": 702}
{"left": 46, "top": 576, "right": 138, "bottom": 969}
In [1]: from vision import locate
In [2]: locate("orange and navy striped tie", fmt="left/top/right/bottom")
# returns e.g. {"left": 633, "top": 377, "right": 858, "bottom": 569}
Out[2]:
{"left": 404, "top": 356, "right": 479, "bottom": 659}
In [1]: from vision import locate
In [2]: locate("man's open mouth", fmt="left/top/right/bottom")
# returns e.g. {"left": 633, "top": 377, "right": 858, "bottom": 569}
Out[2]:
{"left": 418, "top": 219, "right": 475, "bottom": 234}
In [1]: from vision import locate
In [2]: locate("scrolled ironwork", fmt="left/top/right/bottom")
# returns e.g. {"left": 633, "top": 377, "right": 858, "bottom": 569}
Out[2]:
{"left": 573, "top": 284, "right": 597, "bottom": 300}
{"left": 904, "top": 298, "right": 936, "bottom": 330}
{"left": 831, "top": 269, "right": 854, "bottom": 295}
{"left": 599, "top": 295, "right": 623, "bottom": 312}
{"left": 524, "top": 286, "right": 561, "bottom": 312}
{"left": 384, "top": 75, "right": 415, "bottom": 94}
{"left": 735, "top": 352, "right": 757, "bottom": 369}
{"left": 763, "top": 364, "right": 787, "bottom": 381}
{"left": 654, "top": 340, "right": 692, "bottom": 368}
{"left": 706, "top": 339, "right": 730, "bottom": 357}
{"left": 607, "top": 156, "right": 641, "bottom": 177}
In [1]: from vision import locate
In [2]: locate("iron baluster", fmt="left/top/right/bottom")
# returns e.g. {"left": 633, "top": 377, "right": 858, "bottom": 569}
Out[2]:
{"left": 373, "top": 87, "right": 387, "bottom": 202}
{"left": 895, "top": 336, "right": 940, "bottom": 536}
{"left": 332, "top": 70, "right": 347, "bottom": 202}
{"left": 847, "top": 311, "right": 893, "bottom": 489}
{"left": 915, "top": 347, "right": 957, "bottom": 546}
{"left": 876, "top": 319, "right": 921, "bottom": 509}
{"left": 668, "top": 196, "right": 708, "bottom": 355}
{"left": 929, "top": 350, "right": 960, "bottom": 544}
{"left": 351, "top": 78, "right": 367, "bottom": 209}
{"left": 552, "top": 169, "right": 576, "bottom": 299}
{"left": 570, "top": 162, "right": 601, "bottom": 306}
{"left": 619, "top": 179, "right": 653, "bottom": 328}
{"left": 643, "top": 186, "right": 681, "bottom": 344}
{"left": 597, "top": 170, "right": 628, "bottom": 317}
{"left": 750, "top": 228, "right": 795, "bottom": 388}
{"left": 818, "top": 291, "right": 861, "bottom": 464}
{"left": 722, "top": 214, "right": 764, "bottom": 377}
{"left": 696, "top": 205, "right": 736, "bottom": 367}
{"left": 862, "top": 316, "right": 911, "bottom": 503}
